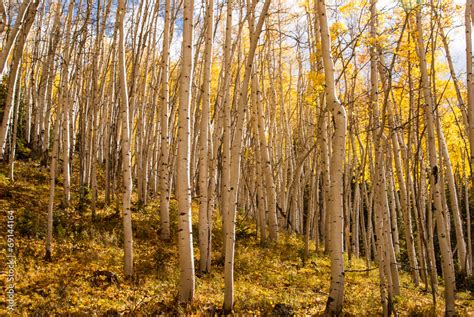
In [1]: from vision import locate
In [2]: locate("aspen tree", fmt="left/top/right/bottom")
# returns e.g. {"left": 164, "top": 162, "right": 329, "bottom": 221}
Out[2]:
{"left": 316, "top": 0, "right": 346, "bottom": 314}
{"left": 117, "top": 0, "right": 134, "bottom": 278}
{"left": 45, "top": 110, "right": 61, "bottom": 261}
{"left": 256, "top": 66, "right": 279, "bottom": 242}
{"left": 368, "top": 1, "right": 401, "bottom": 304}
{"left": 223, "top": 0, "right": 271, "bottom": 312}
{"left": 311, "top": 6, "right": 331, "bottom": 252}
{"left": 466, "top": 0, "right": 474, "bottom": 184}
{"left": 436, "top": 110, "right": 470, "bottom": 275}
{"left": 465, "top": 170, "right": 473, "bottom": 272}
{"left": 8, "top": 72, "right": 21, "bottom": 180}
{"left": 220, "top": 0, "right": 233, "bottom": 252}
{"left": 387, "top": 153, "right": 400, "bottom": 256}
{"left": 414, "top": 5, "right": 456, "bottom": 315}
{"left": 349, "top": 132, "right": 361, "bottom": 259}
{"left": 58, "top": 0, "right": 75, "bottom": 206}
{"left": 90, "top": 0, "right": 113, "bottom": 217}
{"left": 177, "top": 0, "right": 195, "bottom": 303}
{"left": 0, "top": 0, "right": 39, "bottom": 157}
{"left": 0, "top": 0, "right": 32, "bottom": 75}
{"left": 38, "top": 2, "right": 62, "bottom": 161}
{"left": 305, "top": 164, "right": 318, "bottom": 262}
{"left": 198, "top": 0, "right": 214, "bottom": 273}
{"left": 251, "top": 70, "right": 267, "bottom": 245}
{"left": 159, "top": 0, "right": 172, "bottom": 241}
{"left": 433, "top": 4, "right": 471, "bottom": 275}
{"left": 438, "top": 14, "right": 468, "bottom": 129}
{"left": 0, "top": 43, "right": 21, "bottom": 159}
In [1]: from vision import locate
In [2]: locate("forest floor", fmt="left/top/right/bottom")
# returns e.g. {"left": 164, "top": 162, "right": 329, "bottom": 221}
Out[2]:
{"left": 0, "top": 160, "right": 473, "bottom": 315}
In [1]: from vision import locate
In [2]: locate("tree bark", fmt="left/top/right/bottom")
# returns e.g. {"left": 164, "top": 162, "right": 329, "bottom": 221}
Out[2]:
{"left": 198, "top": 0, "right": 214, "bottom": 274}
{"left": 177, "top": 0, "right": 195, "bottom": 303}
{"left": 414, "top": 7, "right": 456, "bottom": 315}
{"left": 117, "top": 0, "right": 134, "bottom": 278}
{"left": 316, "top": 0, "right": 347, "bottom": 314}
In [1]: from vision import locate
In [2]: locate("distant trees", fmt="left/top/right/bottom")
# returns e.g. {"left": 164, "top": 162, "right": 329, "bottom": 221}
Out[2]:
{"left": 222, "top": 0, "right": 271, "bottom": 312}
{"left": 413, "top": 5, "right": 456, "bottom": 314}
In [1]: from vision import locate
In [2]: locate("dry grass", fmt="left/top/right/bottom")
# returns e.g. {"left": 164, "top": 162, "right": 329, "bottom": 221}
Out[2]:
{"left": 0, "top": 161, "right": 472, "bottom": 315}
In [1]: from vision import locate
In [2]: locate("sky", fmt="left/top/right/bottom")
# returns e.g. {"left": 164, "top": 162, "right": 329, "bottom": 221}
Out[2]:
{"left": 55, "top": 0, "right": 469, "bottom": 78}
{"left": 379, "top": 0, "right": 467, "bottom": 75}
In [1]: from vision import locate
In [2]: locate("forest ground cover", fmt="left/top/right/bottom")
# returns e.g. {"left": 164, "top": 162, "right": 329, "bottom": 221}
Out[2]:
{"left": 0, "top": 160, "right": 472, "bottom": 315}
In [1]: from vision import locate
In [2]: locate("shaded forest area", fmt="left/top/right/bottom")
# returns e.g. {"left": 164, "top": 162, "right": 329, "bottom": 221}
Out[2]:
{"left": 0, "top": 0, "right": 473, "bottom": 315}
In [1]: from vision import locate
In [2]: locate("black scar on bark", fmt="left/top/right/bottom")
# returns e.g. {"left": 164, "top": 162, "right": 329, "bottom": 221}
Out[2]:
{"left": 432, "top": 165, "right": 438, "bottom": 184}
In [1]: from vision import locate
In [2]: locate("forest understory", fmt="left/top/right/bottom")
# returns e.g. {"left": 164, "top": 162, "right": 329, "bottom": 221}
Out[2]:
{"left": 0, "top": 160, "right": 472, "bottom": 315}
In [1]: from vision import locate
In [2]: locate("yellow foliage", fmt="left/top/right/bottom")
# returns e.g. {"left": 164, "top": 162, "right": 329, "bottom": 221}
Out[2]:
{"left": 330, "top": 21, "right": 347, "bottom": 42}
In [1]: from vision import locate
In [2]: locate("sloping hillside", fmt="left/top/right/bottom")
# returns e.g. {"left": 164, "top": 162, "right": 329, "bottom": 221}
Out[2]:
{"left": 0, "top": 161, "right": 472, "bottom": 315}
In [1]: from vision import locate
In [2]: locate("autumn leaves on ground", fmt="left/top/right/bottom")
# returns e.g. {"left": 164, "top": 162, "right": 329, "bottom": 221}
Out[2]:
{"left": 0, "top": 160, "right": 469, "bottom": 315}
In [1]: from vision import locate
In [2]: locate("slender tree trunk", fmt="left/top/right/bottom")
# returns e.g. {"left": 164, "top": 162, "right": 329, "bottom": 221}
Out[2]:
{"left": 414, "top": 8, "right": 456, "bottom": 315}
{"left": 117, "top": 0, "right": 134, "bottom": 278}
{"left": 177, "top": 0, "right": 195, "bottom": 303}
{"left": 316, "top": 0, "right": 347, "bottom": 314}
{"left": 256, "top": 72, "right": 279, "bottom": 241}
{"left": 466, "top": 0, "right": 474, "bottom": 186}
{"left": 8, "top": 72, "right": 21, "bottom": 180}
{"left": 252, "top": 70, "right": 267, "bottom": 245}
{"left": 159, "top": 0, "right": 172, "bottom": 241}
{"left": 0, "top": 0, "right": 38, "bottom": 157}
{"left": 59, "top": 0, "right": 75, "bottom": 207}
{"left": 465, "top": 171, "right": 473, "bottom": 272}
{"left": 436, "top": 110, "right": 470, "bottom": 274}
{"left": 0, "top": 0, "right": 31, "bottom": 75}
{"left": 198, "top": 0, "right": 214, "bottom": 274}
{"left": 223, "top": 0, "right": 271, "bottom": 311}
{"left": 45, "top": 111, "right": 61, "bottom": 261}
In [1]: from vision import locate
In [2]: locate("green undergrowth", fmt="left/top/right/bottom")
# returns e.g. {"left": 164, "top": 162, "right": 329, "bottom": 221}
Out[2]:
{"left": 0, "top": 161, "right": 472, "bottom": 315}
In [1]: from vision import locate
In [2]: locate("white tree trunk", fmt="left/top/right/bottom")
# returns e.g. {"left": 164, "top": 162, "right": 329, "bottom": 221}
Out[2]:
{"left": 45, "top": 111, "right": 61, "bottom": 261}
{"left": 316, "top": 0, "right": 346, "bottom": 314}
{"left": 59, "top": 0, "right": 75, "bottom": 206}
{"left": 0, "top": 0, "right": 32, "bottom": 75}
{"left": 177, "top": 0, "right": 195, "bottom": 303}
{"left": 159, "top": 0, "right": 172, "bottom": 241}
{"left": 198, "top": 0, "right": 214, "bottom": 273}
{"left": 117, "top": 0, "right": 134, "bottom": 278}
{"left": 414, "top": 8, "right": 456, "bottom": 315}
{"left": 256, "top": 74, "right": 279, "bottom": 241}
{"left": 223, "top": 0, "right": 271, "bottom": 311}
{"left": 0, "top": 0, "right": 38, "bottom": 157}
